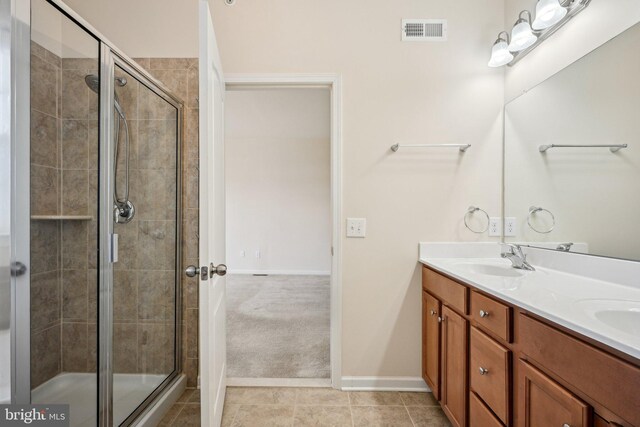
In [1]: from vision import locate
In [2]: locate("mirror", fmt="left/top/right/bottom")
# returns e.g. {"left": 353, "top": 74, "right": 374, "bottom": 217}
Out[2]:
{"left": 504, "top": 22, "right": 640, "bottom": 261}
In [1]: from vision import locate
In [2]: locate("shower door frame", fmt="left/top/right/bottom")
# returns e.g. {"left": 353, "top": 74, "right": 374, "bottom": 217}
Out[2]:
{"left": 9, "top": 0, "right": 185, "bottom": 425}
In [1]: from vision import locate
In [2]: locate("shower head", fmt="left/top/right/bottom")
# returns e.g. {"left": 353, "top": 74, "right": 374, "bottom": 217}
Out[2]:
{"left": 84, "top": 74, "right": 127, "bottom": 118}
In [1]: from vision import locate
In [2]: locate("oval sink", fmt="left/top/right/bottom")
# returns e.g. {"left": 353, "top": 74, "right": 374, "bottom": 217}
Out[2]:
{"left": 577, "top": 300, "right": 640, "bottom": 337}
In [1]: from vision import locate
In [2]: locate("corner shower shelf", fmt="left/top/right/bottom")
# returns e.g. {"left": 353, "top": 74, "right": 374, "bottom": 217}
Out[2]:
{"left": 31, "top": 215, "right": 94, "bottom": 221}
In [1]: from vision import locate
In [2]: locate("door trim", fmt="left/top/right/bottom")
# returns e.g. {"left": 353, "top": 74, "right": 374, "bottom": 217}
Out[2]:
{"left": 225, "top": 74, "right": 343, "bottom": 389}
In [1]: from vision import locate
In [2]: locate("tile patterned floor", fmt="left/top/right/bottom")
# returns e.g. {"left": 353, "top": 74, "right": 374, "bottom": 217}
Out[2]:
{"left": 159, "top": 387, "right": 452, "bottom": 426}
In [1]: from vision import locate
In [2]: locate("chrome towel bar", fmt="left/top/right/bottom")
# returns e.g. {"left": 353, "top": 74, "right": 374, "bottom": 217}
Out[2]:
{"left": 391, "top": 143, "right": 471, "bottom": 152}
{"left": 539, "top": 144, "right": 628, "bottom": 153}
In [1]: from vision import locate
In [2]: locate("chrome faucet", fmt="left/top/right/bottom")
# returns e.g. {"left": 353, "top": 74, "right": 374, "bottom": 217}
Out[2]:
{"left": 501, "top": 244, "right": 535, "bottom": 271}
{"left": 556, "top": 242, "right": 573, "bottom": 252}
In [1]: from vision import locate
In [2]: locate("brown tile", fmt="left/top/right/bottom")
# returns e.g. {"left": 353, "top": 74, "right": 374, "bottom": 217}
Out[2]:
{"left": 86, "top": 270, "right": 98, "bottom": 321}
{"left": 87, "top": 220, "right": 99, "bottom": 269}
{"left": 61, "top": 119, "right": 88, "bottom": 169}
{"left": 137, "top": 169, "right": 169, "bottom": 220}
{"left": 138, "top": 323, "right": 171, "bottom": 374}
{"left": 31, "top": 165, "right": 59, "bottom": 215}
{"left": 348, "top": 391, "right": 404, "bottom": 406}
{"left": 31, "top": 54, "right": 58, "bottom": 117}
{"left": 152, "top": 69, "right": 188, "bottom": 104}
{"left": 138, "top": 221, "right": 176, "bottom": 270}
{"left": 158, "top": 403, "right": 183, "bottom": 426}
{"left": 184, "top": 276, "right": 199, "bottom": 309}
{"left": 184, "top": 109, "right": 199, "bottom": 159}
{"left": 62, "top": 220, "right": 88, "bottom": 270}
{"left": 138, "top": 119, "right": 176, "bottom": 170}
{"left": 88, "top": 120, "right": 99, "bottom": 170}
{"left": 185, "top": 309, "right": 198, "bottom": 358}
{"left": 31, "top": 325, "right": 61, "bottom": 388}
{"left": 406, "top": 406, "right": 451, "bottom": 427}
{"left": 295, "top": 388, "right": 349, "bottom": 406}
{"left": 113, "top": 323, "right": 138, "bottom": 373}
{"left": 61, "top": 169, "right": 89, "bottom": 215}
{"left": 293, "top": 406, "right": 352, "bottom": 426}
{"left": 399, "top": 392, "right": 439, "bottom": 407}
{"left": 31, "top": 110, "right": 58, "bottom": 168}
{"left": 188, "top": 388, "right": 200, "bottom": 403}
{"left": 113, "top": 270, "right": 138, "bottom": 321}
{"left": 176, "top": 389, "right": 195, "bottom": 403}
{"left": 226, "top": 387, "right": 297, "bottom": 405}
{"left": 61, "top": 69, "right": 89, "bottom": 119}
{"left": 184, "top": 164, "right": 199, "bottom": 210}
{"left": 30, "top": 221, "right": 59, "bottom": 274}
{"left": 185, "top": 357, "right": 198, "bottom": 388}
{"left": 62, "top": 322, "right": 88, "bottom": 372}
{"left": 351, "top": 406, "right": 413, "bottom": 427}
{"left": 62, "top": 269, "right": 87, "bottom": 321}
{"left": 221, "top": 403, "right": 240, "bottom": 427}
{"left": 150, "top": 58, "right": 193, "bottom": 70}
{"left": 186, "top": 66, "right": 199, "bottom": 109}
{"left": 61, "top": 58, "right": 98, "bottom": 70}
{"left": 231, "top": 405, "right": 294, "bottom": 427}
{"left": 113, "top": 222, "right": 138, "bottom": 270}
{"left": 115, "top": 71, "right": 139, "bottom": 120}
{"left": 171, "top": 404, "right": 200, "bottom": 426}
{"left": 30, "top": 271, "right": 60, "bottom": 331}
{"left": 87, "top": 322, "right": 97, "bottom": 372}
{"left": 139, "top": 87, "right": 176, "bottom": 120}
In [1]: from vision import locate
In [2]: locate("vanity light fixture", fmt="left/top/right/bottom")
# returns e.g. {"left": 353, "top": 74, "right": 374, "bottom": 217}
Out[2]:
{"left": 488, "top": 0, "right": 591, "bottom": 67}
{"left": 488, "top": 32, "right": 514, "bottom": 68}
{"left": 532, "top": 0, "right": 568, "bottom": 30}
{"left": 509, "top": 11, "right": 537, "bottom": 52}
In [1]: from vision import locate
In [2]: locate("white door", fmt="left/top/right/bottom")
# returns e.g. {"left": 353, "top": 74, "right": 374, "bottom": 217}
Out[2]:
{"left": 198, "top": 1, "right": 227, "bottom": 426}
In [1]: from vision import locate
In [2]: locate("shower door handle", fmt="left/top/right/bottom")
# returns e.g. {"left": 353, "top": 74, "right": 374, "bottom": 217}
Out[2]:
{"left": 185, "top": 265, "right": 209, "bottom": 281}
{"left": 10, "top": 262, "right": 27, "bottom": 277}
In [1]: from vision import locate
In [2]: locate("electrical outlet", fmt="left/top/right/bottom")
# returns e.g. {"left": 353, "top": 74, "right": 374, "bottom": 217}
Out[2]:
{"left": 504, "top": 217, "right": 517, "bottom": 237}
{"left": 346, "top": 218, "right": 366, "bottom": 238}
{"left": 489, "top": 217, "right": 502, "bottom": 237}
{"left": 255, "top": 250, "right": 261, "bottom": 259}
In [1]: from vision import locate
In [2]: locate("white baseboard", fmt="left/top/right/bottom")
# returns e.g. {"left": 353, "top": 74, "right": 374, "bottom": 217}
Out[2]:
{"left": 228, "top": 270, "right": 331, "bottom": 276}
{"left": 226, "top": 377, "right": 332, "bottom": 388}
{"left": 340, "top": 376, "right": 430, "bottom": 392}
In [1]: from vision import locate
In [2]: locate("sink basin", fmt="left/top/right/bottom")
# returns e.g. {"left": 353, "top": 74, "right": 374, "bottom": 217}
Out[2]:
{"left": 577, "top": 300, "right": 640, "bottom": 337}
{"left": 454, "top": 261, "right": 526, "bottom": 278}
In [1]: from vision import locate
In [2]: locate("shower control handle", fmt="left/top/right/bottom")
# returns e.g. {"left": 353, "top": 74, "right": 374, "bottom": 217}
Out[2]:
{"left": 210, "top": 263, "right": 228, "bottom": 278}
{"left": 185, "top": 265, "right": 209, "bottom": 281}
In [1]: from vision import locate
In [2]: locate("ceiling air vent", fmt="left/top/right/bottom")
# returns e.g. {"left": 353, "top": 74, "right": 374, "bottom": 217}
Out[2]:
{"left": 402, "top": 19, "right": 448, "bottom": 42}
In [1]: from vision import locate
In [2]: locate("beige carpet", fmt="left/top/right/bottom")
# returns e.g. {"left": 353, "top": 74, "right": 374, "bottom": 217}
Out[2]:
{"left": 226, "top": 275, "right": 330, "bottom": 378}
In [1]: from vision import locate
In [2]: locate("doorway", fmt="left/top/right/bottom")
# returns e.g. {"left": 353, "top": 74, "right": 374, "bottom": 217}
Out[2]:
{"left": 224, "top": 77, "right": 342, "bottom": 386}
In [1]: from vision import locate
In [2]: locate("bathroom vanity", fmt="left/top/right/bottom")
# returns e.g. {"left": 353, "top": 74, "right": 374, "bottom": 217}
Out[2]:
{"left": 419, "top": 244, "right": 640, "bottom": 427}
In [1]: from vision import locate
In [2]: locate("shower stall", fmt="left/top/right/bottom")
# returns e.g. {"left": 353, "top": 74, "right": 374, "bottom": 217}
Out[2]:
{"left": 2, "top": 0, "right": 185, "bottom": 425}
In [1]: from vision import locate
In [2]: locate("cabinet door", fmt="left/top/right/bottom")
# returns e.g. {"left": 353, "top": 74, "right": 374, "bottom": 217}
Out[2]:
{"left": 441, "top": 306, "right": 468, "bottom": 427}
{"left": 423, "top": 292, "right": 441, "bottom": 400}
{"left": 518, "top": 360, "right": 590, "bottom": 427}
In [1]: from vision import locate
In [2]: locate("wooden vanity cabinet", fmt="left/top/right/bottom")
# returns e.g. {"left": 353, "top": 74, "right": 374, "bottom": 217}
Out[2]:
{"left": 422, "top": 265, "right": 640, "bottom": 427}
{"left": 441, "top": 305, "right": 468, "bottom": 427}
{"left": 422, "top": 292, "right": 441, "bottom": 399}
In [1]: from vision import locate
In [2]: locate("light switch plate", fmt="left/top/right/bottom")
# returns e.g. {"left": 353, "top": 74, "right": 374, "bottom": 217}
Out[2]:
{"left": 347, "top": 218, "right": 366, "bottom": 238}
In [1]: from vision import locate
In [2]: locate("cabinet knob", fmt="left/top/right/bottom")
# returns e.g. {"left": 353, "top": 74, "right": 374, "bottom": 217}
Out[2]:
{"left": 562, "top": 424, "right": 570, "bottom": 427}
{"left": 479, "top": 310, "right": 490, "bottom": 318}
{"left": 430, "top": 310, "right": 437, "bottom": 316}
{"left": 479, "top": 367, "right": 488, "bottom": 375}
{"left": 437, "top": 316, "right": 443, "bottom": 323}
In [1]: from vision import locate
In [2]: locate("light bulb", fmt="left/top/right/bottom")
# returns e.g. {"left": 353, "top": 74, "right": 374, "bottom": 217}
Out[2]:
{"left": 532, "top": 0, "right": 567, "bottom": 30}
{"left": 508, "top": 19, "right": 538, "bottom": 52}
{"left": 488, "top": 39, "right": 514, "bottom": 67}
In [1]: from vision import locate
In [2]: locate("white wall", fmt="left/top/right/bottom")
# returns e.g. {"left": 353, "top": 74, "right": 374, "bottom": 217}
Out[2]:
{"left": 225, "top": 89, "right": 332, "bottom": 274}
{"left": 505, "top": 23, "right": 640, "bottom": 260}
{"left": 504, "top": 0, "right": 640, "bottom": 100}
{"left": 61, "top": 0, "right": 199, "bottom": 57}
{"left": 213, "top": 0, "right": 505, "bottom": 378}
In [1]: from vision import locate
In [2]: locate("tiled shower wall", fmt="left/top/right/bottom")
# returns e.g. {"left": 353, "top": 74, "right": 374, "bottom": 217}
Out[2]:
{"left": 133, "top": 58, "right": 200, "bottom": 388}
{"left": 30, "top": 42, "right": 200, "bottom": 388}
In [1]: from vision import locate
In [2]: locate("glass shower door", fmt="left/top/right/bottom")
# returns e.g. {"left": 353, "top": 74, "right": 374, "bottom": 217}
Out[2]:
{"left": 29, "top": 0, "right": 100, "bottom": 424}
{"left": 111, "top": 62, "right": 179, "bottom": 426}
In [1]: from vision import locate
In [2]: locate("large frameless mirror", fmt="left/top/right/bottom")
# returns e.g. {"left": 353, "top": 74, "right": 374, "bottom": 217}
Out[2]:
{"left": 504, "top": 21, "right": 640, "bottom": 261}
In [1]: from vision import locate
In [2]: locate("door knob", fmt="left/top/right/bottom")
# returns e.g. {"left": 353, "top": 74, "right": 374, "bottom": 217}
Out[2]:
{"left": 210, "top": 263, "right": 227, "bottom": 278}
{"left": 185, "top": 265, "right": 208, "bottom": 280}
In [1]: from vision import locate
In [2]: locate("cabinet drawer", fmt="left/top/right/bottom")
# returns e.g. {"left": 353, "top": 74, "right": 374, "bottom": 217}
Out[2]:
{"left": 423, "top": 267, "right": 468, "bottom": 314}
{"left": 470, "top": 392, "right": 503, "bottom": 427}
{"left": 519, "top": 314, "right": 640, "bottom": 426}
{"left": 470, "top": 326, "right": 510, "bottom": 425}
{"left": 470, "top": 290, "right": 512, "bottom": 342}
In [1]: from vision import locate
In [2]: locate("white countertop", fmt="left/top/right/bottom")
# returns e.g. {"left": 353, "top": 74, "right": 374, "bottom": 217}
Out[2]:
{"left": 419, "top": 243, "right": 640, "bottom": 361}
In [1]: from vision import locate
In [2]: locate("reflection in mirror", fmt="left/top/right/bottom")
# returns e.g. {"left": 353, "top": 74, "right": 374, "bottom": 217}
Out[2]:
{"left": 504, "top": 21, "right": 640, "bottom": 261}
